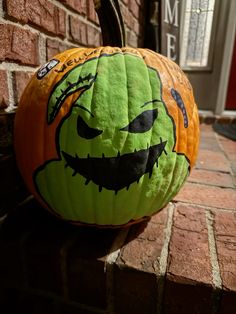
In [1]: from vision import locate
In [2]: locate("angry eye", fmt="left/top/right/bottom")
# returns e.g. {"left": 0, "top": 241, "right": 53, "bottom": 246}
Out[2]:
{"left": 77, "top": 116, "right": 103, "bottom": 139}
{"left": 120, "top": 109, "right": 158, "bottom": 133}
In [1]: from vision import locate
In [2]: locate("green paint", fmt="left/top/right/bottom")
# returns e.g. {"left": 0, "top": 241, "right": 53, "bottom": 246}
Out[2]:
{"left": 35, "top": 53, "right": 189, "bottom": 226}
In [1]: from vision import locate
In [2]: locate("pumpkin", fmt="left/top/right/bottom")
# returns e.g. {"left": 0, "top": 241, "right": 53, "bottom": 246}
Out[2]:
{"left": 14, "top": 3, "right": 199, "bottom": 227}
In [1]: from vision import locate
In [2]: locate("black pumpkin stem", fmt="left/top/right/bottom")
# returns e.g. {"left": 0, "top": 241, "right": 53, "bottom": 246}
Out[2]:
{"left": 93, "top": 0, "right": 126, "bottom": 47}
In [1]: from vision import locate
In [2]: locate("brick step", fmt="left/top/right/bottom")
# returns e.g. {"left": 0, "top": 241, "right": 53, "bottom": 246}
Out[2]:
{"left": 0, "top": 197, "right": 235, "bottom": 314}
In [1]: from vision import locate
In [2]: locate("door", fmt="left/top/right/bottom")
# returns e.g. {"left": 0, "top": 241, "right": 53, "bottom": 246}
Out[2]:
{"left": 225, "top": 38, "right": 236, "bottom": 110}
{"left": 180, "top": 0, "right": 236, "bottom": 114}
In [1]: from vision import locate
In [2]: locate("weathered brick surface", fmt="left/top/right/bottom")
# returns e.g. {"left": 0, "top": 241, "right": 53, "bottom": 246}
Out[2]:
{"left": 220, "top": 291, "right": 236, "bottom": 314}
{"left": 113, "top": 266, "right": 158, "bottom": 314}
{"left": 163, "top": 280, "right": 213, "bottom": 314}
{"left": 0, "top": 24, "right": 39, "bottom": 65}
{"left": 0, "top": 154, "right": 28, "bottom": 217}
{"left": 87, "top": 0, "right": 99, "bottom": 24}
{"left": 213, "top": 210, "right": 236, "bottom": 291}
{"left": 0, "top": 70, "right": 9, "bottom": 109}
{"left": 188, "top": 168, "right": 235, "bottom": 188}
{"left": 87, "top": 24, "right": 101, "bottom": 47}
{"left": 67, "top": 228, "right": 119, "bottom": 308}
{"left": 13, "top": 71, "right": 34, "bottom": 104}
{"left": 59, "top": 0, "right": 87, "bottom": 15}
{"left": 164, "top": 204, "right": 213, "bottom": 314}
{"left": 46, "top": 38, "right": 74, "bottom": 60}
{"left": 196, "top": 149, "right": 231, "bottom": 173}
{"left": 6, "top": 0, "right": 66, "bottom": 37}
{"left": 117, "top": 208, "right": 167, "bottom": 273}
{"left": 129, "top": 0, "right": 139, "bottom": 19}
{"left": 175, "top": 182, "right": 236, "bottom": 209}
{"left": 199, "top": 135, "right": 221, "bottom": 151}
{"left": 69, "top": 15, "right": 88, "bottom": 45}
{"left": 218, "top": 136, "right": 236, "bottom": 162}
{"left": 167, "top": 204, "right": 212, "bottom": 284}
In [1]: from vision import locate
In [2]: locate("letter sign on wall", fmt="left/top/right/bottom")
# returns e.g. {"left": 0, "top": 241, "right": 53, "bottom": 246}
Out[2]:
{"left": 160, "top": 0, "right": 181, "bottom": 64}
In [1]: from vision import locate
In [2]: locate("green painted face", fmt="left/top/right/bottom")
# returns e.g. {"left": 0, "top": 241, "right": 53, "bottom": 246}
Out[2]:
{"left": 35, "top": 53, "right": 189, "bottom": 225}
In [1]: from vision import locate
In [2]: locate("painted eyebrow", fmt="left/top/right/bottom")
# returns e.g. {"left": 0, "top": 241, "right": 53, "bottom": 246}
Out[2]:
{"left": 73, "top": 104, "right": 94, "bottom": 117}
{"left": 141, "top": 99, "right": 162, "bottom": 108}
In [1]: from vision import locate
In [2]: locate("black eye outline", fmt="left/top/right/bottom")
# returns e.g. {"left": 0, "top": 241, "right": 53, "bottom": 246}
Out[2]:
{"left": 120, "top": 109, "right": 158, "bottom": 133}
{"left": 77, "top": 115, "right": 103, "bottom": 139}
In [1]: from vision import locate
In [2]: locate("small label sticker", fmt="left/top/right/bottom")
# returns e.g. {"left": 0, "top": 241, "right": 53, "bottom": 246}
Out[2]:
{"left": 37, "top": 59, "right": 59, "bottom": 80}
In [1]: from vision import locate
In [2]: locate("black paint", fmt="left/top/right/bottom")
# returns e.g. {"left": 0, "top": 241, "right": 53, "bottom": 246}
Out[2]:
{"left": 120, "top": 109, "right": 158, "bottom": 133}
{"left": 77, "top": 115, "right": 103, "bottom": 139}
{"left": 62, "top": 138, "right": 167, "bottom": 193}
{"left": 171, "top": 88, "right": 188, "bottom": 128}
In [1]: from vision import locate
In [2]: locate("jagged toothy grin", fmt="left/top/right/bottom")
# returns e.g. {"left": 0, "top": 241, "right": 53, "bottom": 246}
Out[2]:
{"left": 62, "top": 138, "right": 167, "bottom": 194}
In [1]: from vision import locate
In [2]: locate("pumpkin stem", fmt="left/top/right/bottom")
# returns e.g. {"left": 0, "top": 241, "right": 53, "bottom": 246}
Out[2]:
{"left": 93, "top": 0, "right": 126, "bottom": 47}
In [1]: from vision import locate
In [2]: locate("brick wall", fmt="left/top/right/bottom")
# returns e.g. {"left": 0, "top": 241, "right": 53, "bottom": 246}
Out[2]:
{"left": 1, "top": 124, "right": 236, "bottom": 313}
{"left": 0, "top": 0, "right": 145, "bottom": 111}
{"left": 0, "top": 0, "right": 145, "bottom": 216}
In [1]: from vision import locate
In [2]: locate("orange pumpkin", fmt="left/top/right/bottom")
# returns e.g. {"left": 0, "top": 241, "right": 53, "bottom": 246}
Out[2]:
{"left": 14, "top": 2, "right": 199, "bottom": 227}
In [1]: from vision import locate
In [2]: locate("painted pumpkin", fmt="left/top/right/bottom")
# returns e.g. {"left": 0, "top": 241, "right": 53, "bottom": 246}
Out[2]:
{"left": 14, "top": 47, "right": 199, "bottom": 226}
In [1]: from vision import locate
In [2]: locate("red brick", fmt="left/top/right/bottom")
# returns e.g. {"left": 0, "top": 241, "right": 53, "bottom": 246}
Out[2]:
{"left": 13, "top": 71, "right": 34, "bottom": 104}
{"left": 24, "top": 231, "right": 65, "bottom": 295}
{"left": 196, "top": 149, "right": 231, "bottom": 173}
{"left": 219, "top": 137, "right": 236, "bottom": 162}
{"left": 6, "top": 0, "right": 66, "bottom": 37}
{"left": 87, "top": 25, "right": 101, "bottom": 47}
{"left": 199, "top": 135, "right": 221, "bottom": 151}
{"left": 167, "top": 204, "right": 212, "bottom": 284}
{"left": 163, "top": 280, "right": 213, "bottom": 314}
{"left": 231, "top": 161, "right": 236, "bottom": 174}
{"left": 59, "top": 0, "right": 86, "bottom": 15}
{"left": 220, "top": 291, "right": 236, "bottom": 314}
{"left": 113, "top": 266, "right": 157, "bottom": 314}
{"left": 175, "top": 182, "right": 236, "bottom": 210}
{"left": 213, "top": 210, "right": 236, "bottom": 291}
{"left": 67, "top": 228, "right": 119, "bottom": 308}
{"left": 1, "top": 291, "right": 55, "bottom": 314}
{"left": 0, "top": 70, "right": 9, "bottom": 109}
{"left": 117, "top": 207, "right": 168, "bottom": 273}
{"left": 0, "top": 153, "right": 28, "bottom": 215}
{"left": 164, "top": 204, "right": 213, "bottom": 314}
{"left": 200, "top": 124, "right": 216, "bottom": 138}
{"left": 0, "top": 24, "right": 39, "bottom": 65}
{"left": 133, "top": 19, "right": 140, "bottom": 35}
{"left": 87, "top": 0, "right": 99, "bottom": 24}
{"left": 188, "top": 168, "right": 235, "bottom": 188}
{"left": 0, "top": 112, "right": 15, "bottom": 151}
{"left": 129, "top": 0, "right": 139, "bottom": 18}
{"left": 121, "top": 4, "right": 135, "bottom": 30}
{"left": 69, "top": 15, "right": 87, "bottom": 45}
{"left": 46, "top": 38, "right": 74, "bottom": 60}
{"left": 127, "top": 29, "right": 138, "bottom": 47}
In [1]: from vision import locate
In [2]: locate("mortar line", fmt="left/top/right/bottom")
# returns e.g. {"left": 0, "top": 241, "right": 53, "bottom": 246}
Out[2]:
{"left": 38, "top": 33, "right": 47, "bottom": 65}
{"left": 105, "top": 227, "right": 130, "bottom": 314}
{"left": 157, "top": 202, "right": 175, "bottom": 314}
{"left": 205, "top": 209, "right": 222, "bottom": 288}
{"left": 173, "top": 199, "right": 236, "bottom": 212}
{"left": 0, "top": 0, "right": 3, "bottom": 18}
{"left": 5, "top": 70, "right": 17, "bottom": 112}
{"left": 215, "top": 131, "right": 235, "bottom": 177}
{"left": 205, "top": 209, "right": 223, "bottom": 314}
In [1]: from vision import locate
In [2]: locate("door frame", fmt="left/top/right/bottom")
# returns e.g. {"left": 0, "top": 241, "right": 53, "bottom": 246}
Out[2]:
{"left": 215, "top": 0, "right": 236, "bottom": 114}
